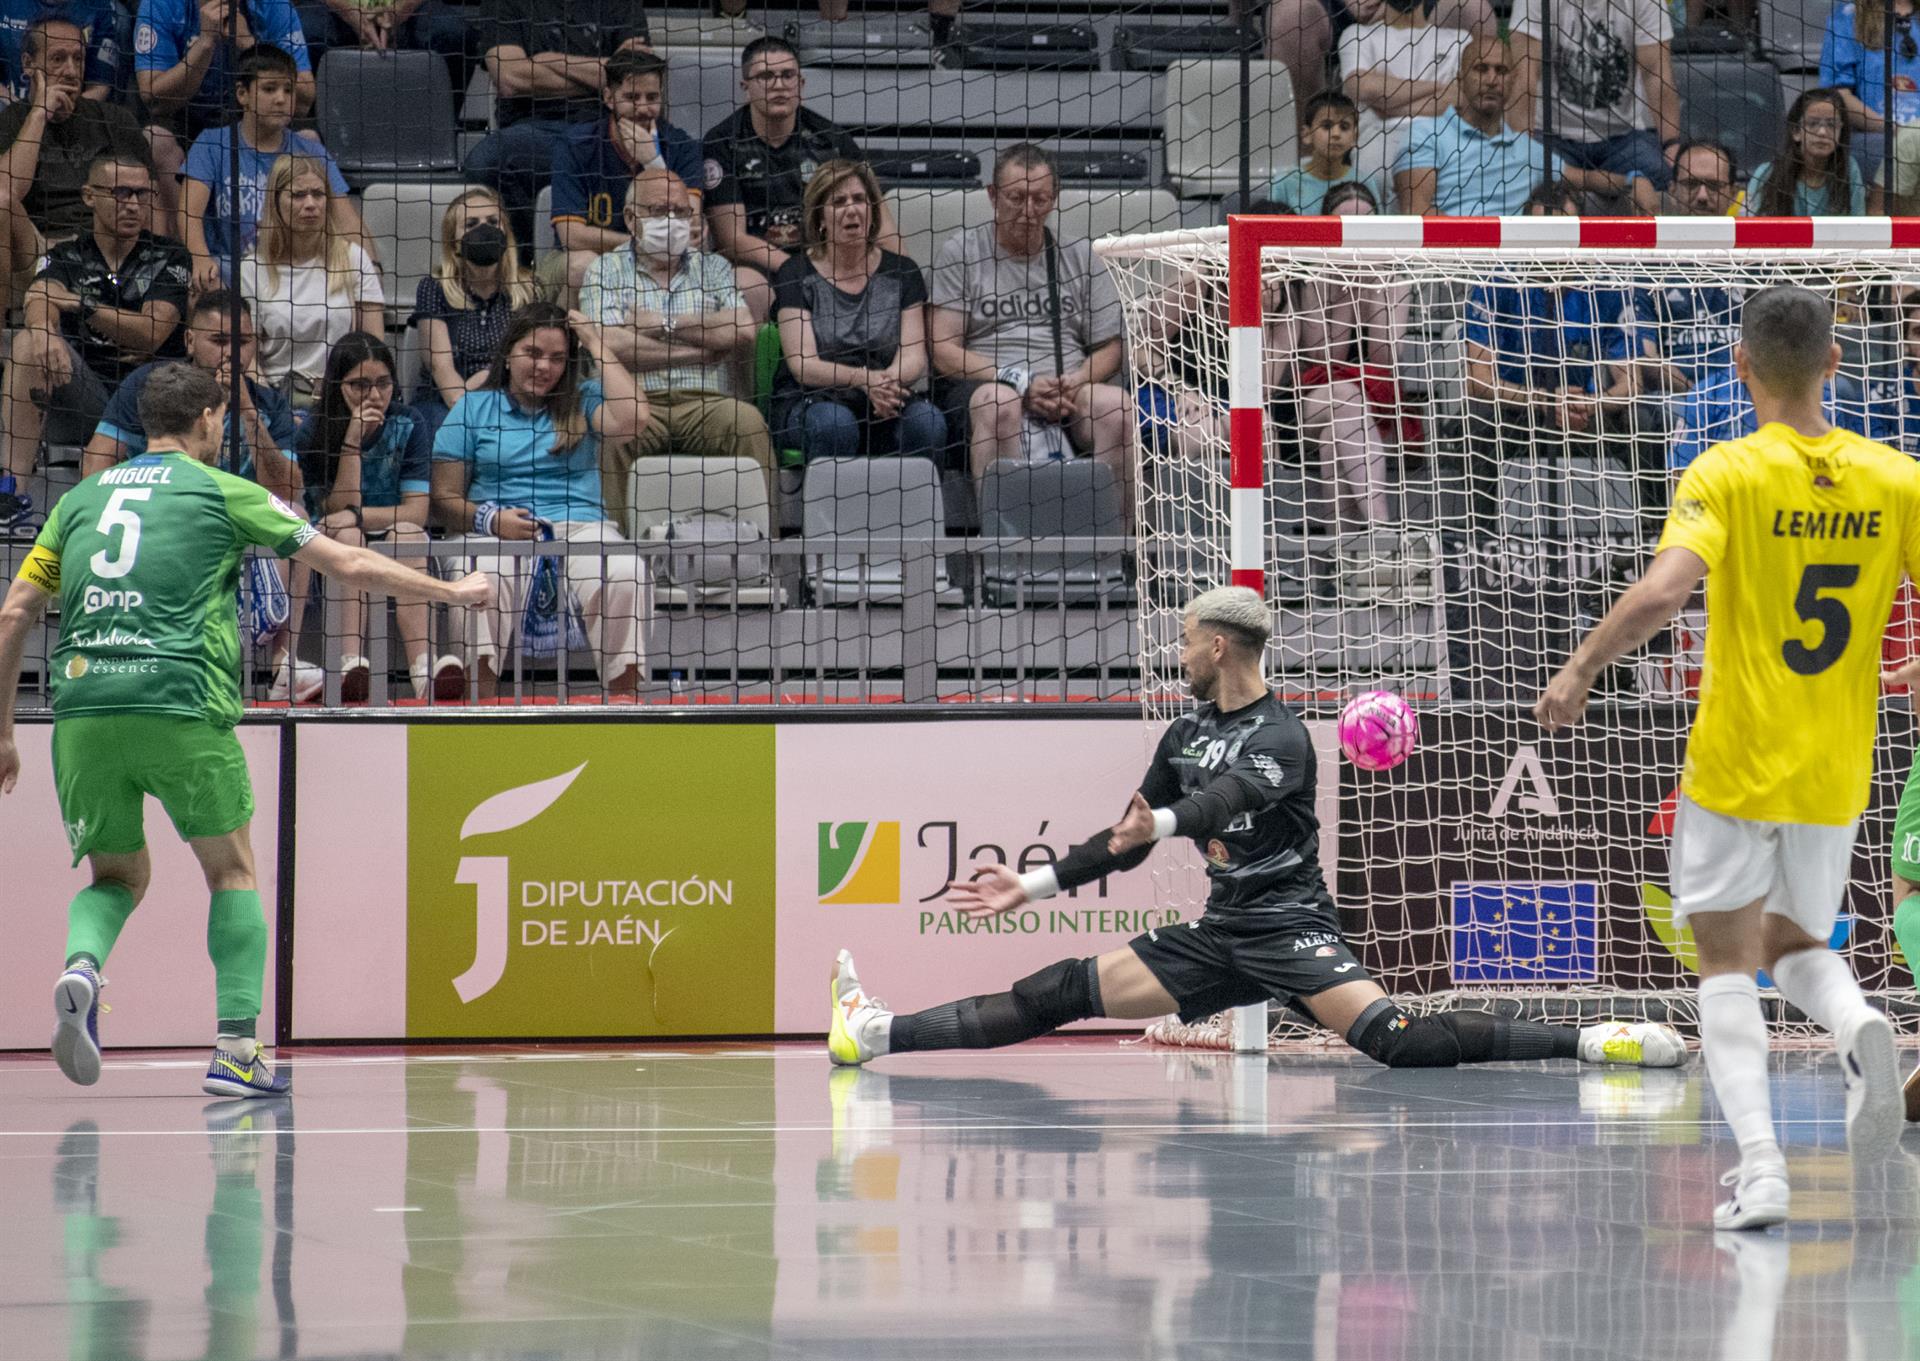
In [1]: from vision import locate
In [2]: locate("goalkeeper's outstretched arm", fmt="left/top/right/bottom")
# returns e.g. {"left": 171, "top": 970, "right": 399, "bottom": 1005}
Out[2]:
{"left": 1536, "top": 546, "right": 1707, "bottom": 732}
{"left": 945, "top": 735, "right": 1185, "bottom": 917}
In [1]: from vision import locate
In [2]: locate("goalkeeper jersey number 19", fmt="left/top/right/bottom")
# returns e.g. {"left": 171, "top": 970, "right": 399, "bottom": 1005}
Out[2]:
{"left": 15, "top": 452, "right": 317, "bottom": 728}
{"left": 1657, "top": 422, "right": 1920, "bottom": 825}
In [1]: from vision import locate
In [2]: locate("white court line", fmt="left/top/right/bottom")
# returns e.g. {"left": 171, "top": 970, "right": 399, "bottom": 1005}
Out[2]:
{"left": 0, "top": 1116, "right": 1844, "bottom": 1139}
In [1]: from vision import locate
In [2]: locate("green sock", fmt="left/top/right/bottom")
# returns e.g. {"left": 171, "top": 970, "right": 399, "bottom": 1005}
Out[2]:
{"left": 1897, "top": 895, "right": 1920, "bottom": 985}
{"left": 65, "top": 882, "right": 136, "bottom": 970}
{"left": 206, "top": 890, "right": 267, "bottom": 1029}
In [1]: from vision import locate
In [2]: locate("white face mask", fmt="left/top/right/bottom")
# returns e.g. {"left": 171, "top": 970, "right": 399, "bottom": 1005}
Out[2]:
{"left": 638, "top": 216, "right": 691, "bottom": 258}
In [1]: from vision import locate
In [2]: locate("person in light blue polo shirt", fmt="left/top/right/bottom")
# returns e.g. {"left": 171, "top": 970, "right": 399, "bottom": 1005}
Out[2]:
{"left": 429, "top": 301, "right": 649, "bottom": 697}
{"left": 1395, "top": 33, "right": 1569, "bottom": 216}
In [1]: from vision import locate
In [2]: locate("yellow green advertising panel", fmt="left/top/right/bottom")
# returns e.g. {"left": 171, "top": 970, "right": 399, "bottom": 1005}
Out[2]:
{"left": 406, "top": 724, "right": 775, "bottom": 1036}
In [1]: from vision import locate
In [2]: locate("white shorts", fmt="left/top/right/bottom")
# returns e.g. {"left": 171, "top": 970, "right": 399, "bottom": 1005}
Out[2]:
{"left": 1669, "top": 794, "right": 1857, "bottom": 940}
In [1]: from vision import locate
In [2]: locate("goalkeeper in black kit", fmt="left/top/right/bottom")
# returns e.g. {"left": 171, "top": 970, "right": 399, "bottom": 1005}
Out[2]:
{"left": 829, "top": 586, "right": 1686, "bottom": 1070}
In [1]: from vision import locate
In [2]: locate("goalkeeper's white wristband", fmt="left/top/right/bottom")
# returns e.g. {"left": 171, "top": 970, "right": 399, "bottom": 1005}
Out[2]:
{"left": 1150, "top": 808, "right": 1178, "bottom": 841}
{"left": 1017, "top": 866, "right": 1060, "bottom": 901}
{"left": 996, "top": 364, "right": 1033, "bottom": 397}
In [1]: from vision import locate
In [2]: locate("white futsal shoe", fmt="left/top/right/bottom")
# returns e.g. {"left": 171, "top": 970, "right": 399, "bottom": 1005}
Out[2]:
{"left": 1577, "top": 1021, "right": 1688, "bottom": 1067}
{"left": 1714, "top": 1160, "right": 1791, "bottom": 1231}
{"left": 1840, "top": 1012, "right": 1902, "bottom": 1162}
{"left": 827, "top": 950, "right": 893, "bottom": 1067}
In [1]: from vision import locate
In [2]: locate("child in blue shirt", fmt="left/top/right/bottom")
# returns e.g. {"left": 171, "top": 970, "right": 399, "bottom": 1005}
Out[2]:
{"left": 1268, "top": 92, "right": 1388, "bottom": 214}
{"left": 181, "top": 43, "right": 353, "bottom": 290}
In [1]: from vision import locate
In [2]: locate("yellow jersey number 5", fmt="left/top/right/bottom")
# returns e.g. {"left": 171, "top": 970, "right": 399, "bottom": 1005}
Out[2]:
{"left": 1783, "top": 563, "right": 1859, "bottom": 675}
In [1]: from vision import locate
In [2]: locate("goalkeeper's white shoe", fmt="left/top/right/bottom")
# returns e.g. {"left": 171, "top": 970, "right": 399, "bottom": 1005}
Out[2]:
{"left": 1577, "top": 1021, "right": 1687, "bottom": 1067}
{"left": 827, "top": 950, "right": 893, "bottom": 1067}
{"left": 1714, "top": 1161, "right": 1791, "bottom": 1231}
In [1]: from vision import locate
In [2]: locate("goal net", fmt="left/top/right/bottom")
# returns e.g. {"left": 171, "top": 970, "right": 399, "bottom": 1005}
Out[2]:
{"left": 1097, "top": 215, "right": 1920, "bottom": 1049}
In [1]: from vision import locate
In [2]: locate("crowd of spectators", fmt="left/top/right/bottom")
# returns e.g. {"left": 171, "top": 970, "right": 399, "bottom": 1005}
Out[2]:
{"left": 0, "top": 1, "right": 1911, "bottom": 696}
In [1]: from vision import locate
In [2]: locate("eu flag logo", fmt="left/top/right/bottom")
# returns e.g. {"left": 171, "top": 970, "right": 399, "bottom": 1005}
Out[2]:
{"left": 1450, "top": 882, "right": 1598, "bottom": 984}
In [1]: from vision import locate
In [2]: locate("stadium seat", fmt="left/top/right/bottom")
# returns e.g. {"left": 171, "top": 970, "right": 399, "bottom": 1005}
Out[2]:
{"left": 460, "top": 68, "right": 495, "bottom": 130}
{"left": 869, "top": 147, "right": 983, "bottom": 190}
{"left": 888, "top": 187, "right": 1184, "bottom": 269}
{"left": 801, "top": 457, "right": 954, "bottom": 606}
{"left": 979, "top": 459, "right": 1130, "bottom": 606}
{"left": 651, "top": 13, "right": 763, "bottom": 51}
{"left": 788, "top": 15, "right": 939, "bottom": 67}
{"left": 1111, "top": 22, "right": 1258, "bottom": 72}
{"left": 1164, "top": 60, "right": 1295, "bottom": 198}
{"left": 533, "top": 184, "right": 555, "bottom": 255}
{"left": 629, "top": 456, "right": 782, "bottom": 607}
{"left": 1676, "top": 56, "right": 1786, "bottom": 186}
{"left": 317, "top": 50, "right": 460, "bottom": 179}
{"left": 1759, "top": 0, "right": 1832, "bottom": 70}
{"left": 946, "top": 18, "right": 1102, "bottom": 71}
{"left": 358, "top": 180, "right": 479, "bottom": 315}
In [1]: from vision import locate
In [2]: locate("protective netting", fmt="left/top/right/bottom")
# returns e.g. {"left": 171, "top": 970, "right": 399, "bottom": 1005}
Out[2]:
{"left": 1100, "top": 224, "right": 1920, "bottom": 1046}
{"left": 1, "top": 0, "right": 1900, "bottom": 708}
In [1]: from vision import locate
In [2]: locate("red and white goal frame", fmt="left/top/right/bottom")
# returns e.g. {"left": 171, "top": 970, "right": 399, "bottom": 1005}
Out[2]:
{"left": 1219, "top": 212, "right": 1920, "bottom": 596}
{"left": 1096, "top": 214, "right": 1920, "bottom": 1052}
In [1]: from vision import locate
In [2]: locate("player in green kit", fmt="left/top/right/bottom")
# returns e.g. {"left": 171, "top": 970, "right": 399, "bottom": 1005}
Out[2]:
{"left": 0, "top": 364, "right": 492, "bottom": 1098}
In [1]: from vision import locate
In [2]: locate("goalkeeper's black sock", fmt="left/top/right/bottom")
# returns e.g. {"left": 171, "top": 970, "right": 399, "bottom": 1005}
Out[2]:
{"left": 1440, "top": 1011, "right": 1579, "bottom": 1062}
{"left": 890, "top": 994, "right": 1040, "bottom": 1052}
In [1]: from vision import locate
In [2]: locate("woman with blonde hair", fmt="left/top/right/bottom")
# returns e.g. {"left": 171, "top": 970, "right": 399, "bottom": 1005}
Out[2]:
{"left": 410, "top": 186, "right": 536, "bottom": 436}
{"left": 771, "top": 159, "right": 944, "bottom": 460}
{"left": 238, "top": 154, "right": 385, "bottom": 410}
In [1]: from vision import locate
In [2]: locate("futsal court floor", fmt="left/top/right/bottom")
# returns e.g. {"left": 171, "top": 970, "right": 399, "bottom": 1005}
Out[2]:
{"left": 3, "top": 1041, "right": 1918, "bottom": 1361}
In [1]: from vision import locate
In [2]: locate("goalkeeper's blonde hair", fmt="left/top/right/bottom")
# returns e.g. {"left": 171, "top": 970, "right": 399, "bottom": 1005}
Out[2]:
{"left": 1185, "top": 586, "right": 1273, "bottom": 646}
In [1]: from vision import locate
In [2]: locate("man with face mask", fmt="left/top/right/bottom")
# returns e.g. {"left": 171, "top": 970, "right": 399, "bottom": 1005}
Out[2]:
{"left": 579, "top": 168, "right": 772, "bottom": 527}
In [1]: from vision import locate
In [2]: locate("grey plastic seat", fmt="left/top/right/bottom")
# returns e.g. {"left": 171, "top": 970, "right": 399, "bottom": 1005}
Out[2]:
{"left": 317, "top": 50, "right": 459, "bottom": 178}
{"left": 1675, "top": 57, "right": 1785, "bottom": 187}
{"left": 788, "top": 16, "right": 938, "bottom": 67}
{"left": 357, "top": 179, "right": 476, "bottom": 313}
{"left": 801, "top": 457, "right": 952, "bottom": 606}
{"left": 1163, "top": 60, "right": 1295, "bottom": 198}
{"left": 980, "top": 459, "right": 1130, "bottom": 606}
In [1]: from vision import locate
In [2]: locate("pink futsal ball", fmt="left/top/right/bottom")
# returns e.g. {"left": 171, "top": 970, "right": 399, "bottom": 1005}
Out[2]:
{"left": 1339, "top": 690, "right": 1419, "bottom": 772}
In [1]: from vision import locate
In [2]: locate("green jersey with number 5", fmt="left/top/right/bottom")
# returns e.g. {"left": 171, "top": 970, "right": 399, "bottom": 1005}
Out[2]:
{"left": 15, "top": 451, "right": 317, "bottom": 727}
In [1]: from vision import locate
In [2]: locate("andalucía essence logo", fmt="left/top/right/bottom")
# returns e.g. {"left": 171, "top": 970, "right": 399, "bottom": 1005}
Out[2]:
{"left": 817, "top": 821, "right": 900, "bottom": 905}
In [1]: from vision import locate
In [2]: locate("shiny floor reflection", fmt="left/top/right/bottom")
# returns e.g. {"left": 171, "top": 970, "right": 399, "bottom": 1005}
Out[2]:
{"left": 1, "top": 1044, "right": 1917, "bottom": 1360}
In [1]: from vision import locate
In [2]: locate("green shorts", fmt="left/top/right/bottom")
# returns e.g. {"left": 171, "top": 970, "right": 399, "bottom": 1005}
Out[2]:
{"left": 51, "top": 715, "right": 254, "bottom": 866}
{"left": 1896, "top": 760, "right": 1920, "bottom": 883}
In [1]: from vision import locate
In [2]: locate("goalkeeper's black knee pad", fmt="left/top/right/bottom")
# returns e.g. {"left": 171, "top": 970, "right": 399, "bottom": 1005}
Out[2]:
{"left": 1010, "top": 957, "right": 1105, "bottom": 1032}
{"left": 1349, "top": 999, "right": 1461, "bottom": 1068}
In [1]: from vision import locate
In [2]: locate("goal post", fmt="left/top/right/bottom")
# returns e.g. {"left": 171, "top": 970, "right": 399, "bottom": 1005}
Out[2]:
{"left": 1098, "top": 215, "right": 1920, "bottom": 1048}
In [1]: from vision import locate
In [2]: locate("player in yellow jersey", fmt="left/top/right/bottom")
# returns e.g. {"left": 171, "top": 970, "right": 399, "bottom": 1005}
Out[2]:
{"left": 1536, "top": 285, "right": 1920, "bottom": 1231}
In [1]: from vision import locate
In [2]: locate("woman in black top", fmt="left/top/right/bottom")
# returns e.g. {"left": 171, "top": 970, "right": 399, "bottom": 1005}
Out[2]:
{"left": 771, "top": 160, "right": 945, "bottom": 460}
{"left": 410, "top": 186, "right": 536, "bottom": 436}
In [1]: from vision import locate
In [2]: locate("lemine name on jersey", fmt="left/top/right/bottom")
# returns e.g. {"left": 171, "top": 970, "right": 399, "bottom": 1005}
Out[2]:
{"left": 97, "top": 465, "right": 174, "bottom": 487}
{"left": 1769, "top": 508, "right": 1883, "bottom": 540}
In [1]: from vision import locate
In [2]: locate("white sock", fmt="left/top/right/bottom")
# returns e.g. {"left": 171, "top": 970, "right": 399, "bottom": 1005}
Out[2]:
{"left": 1699, "top": 972, "right": 1782, "bottom": 1167}
{"left": 1768, "top": 946, "right": 1876, "bottom": 1040}
{"left": 216, "top": 1035, "right": 260, "bottom": 1063}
